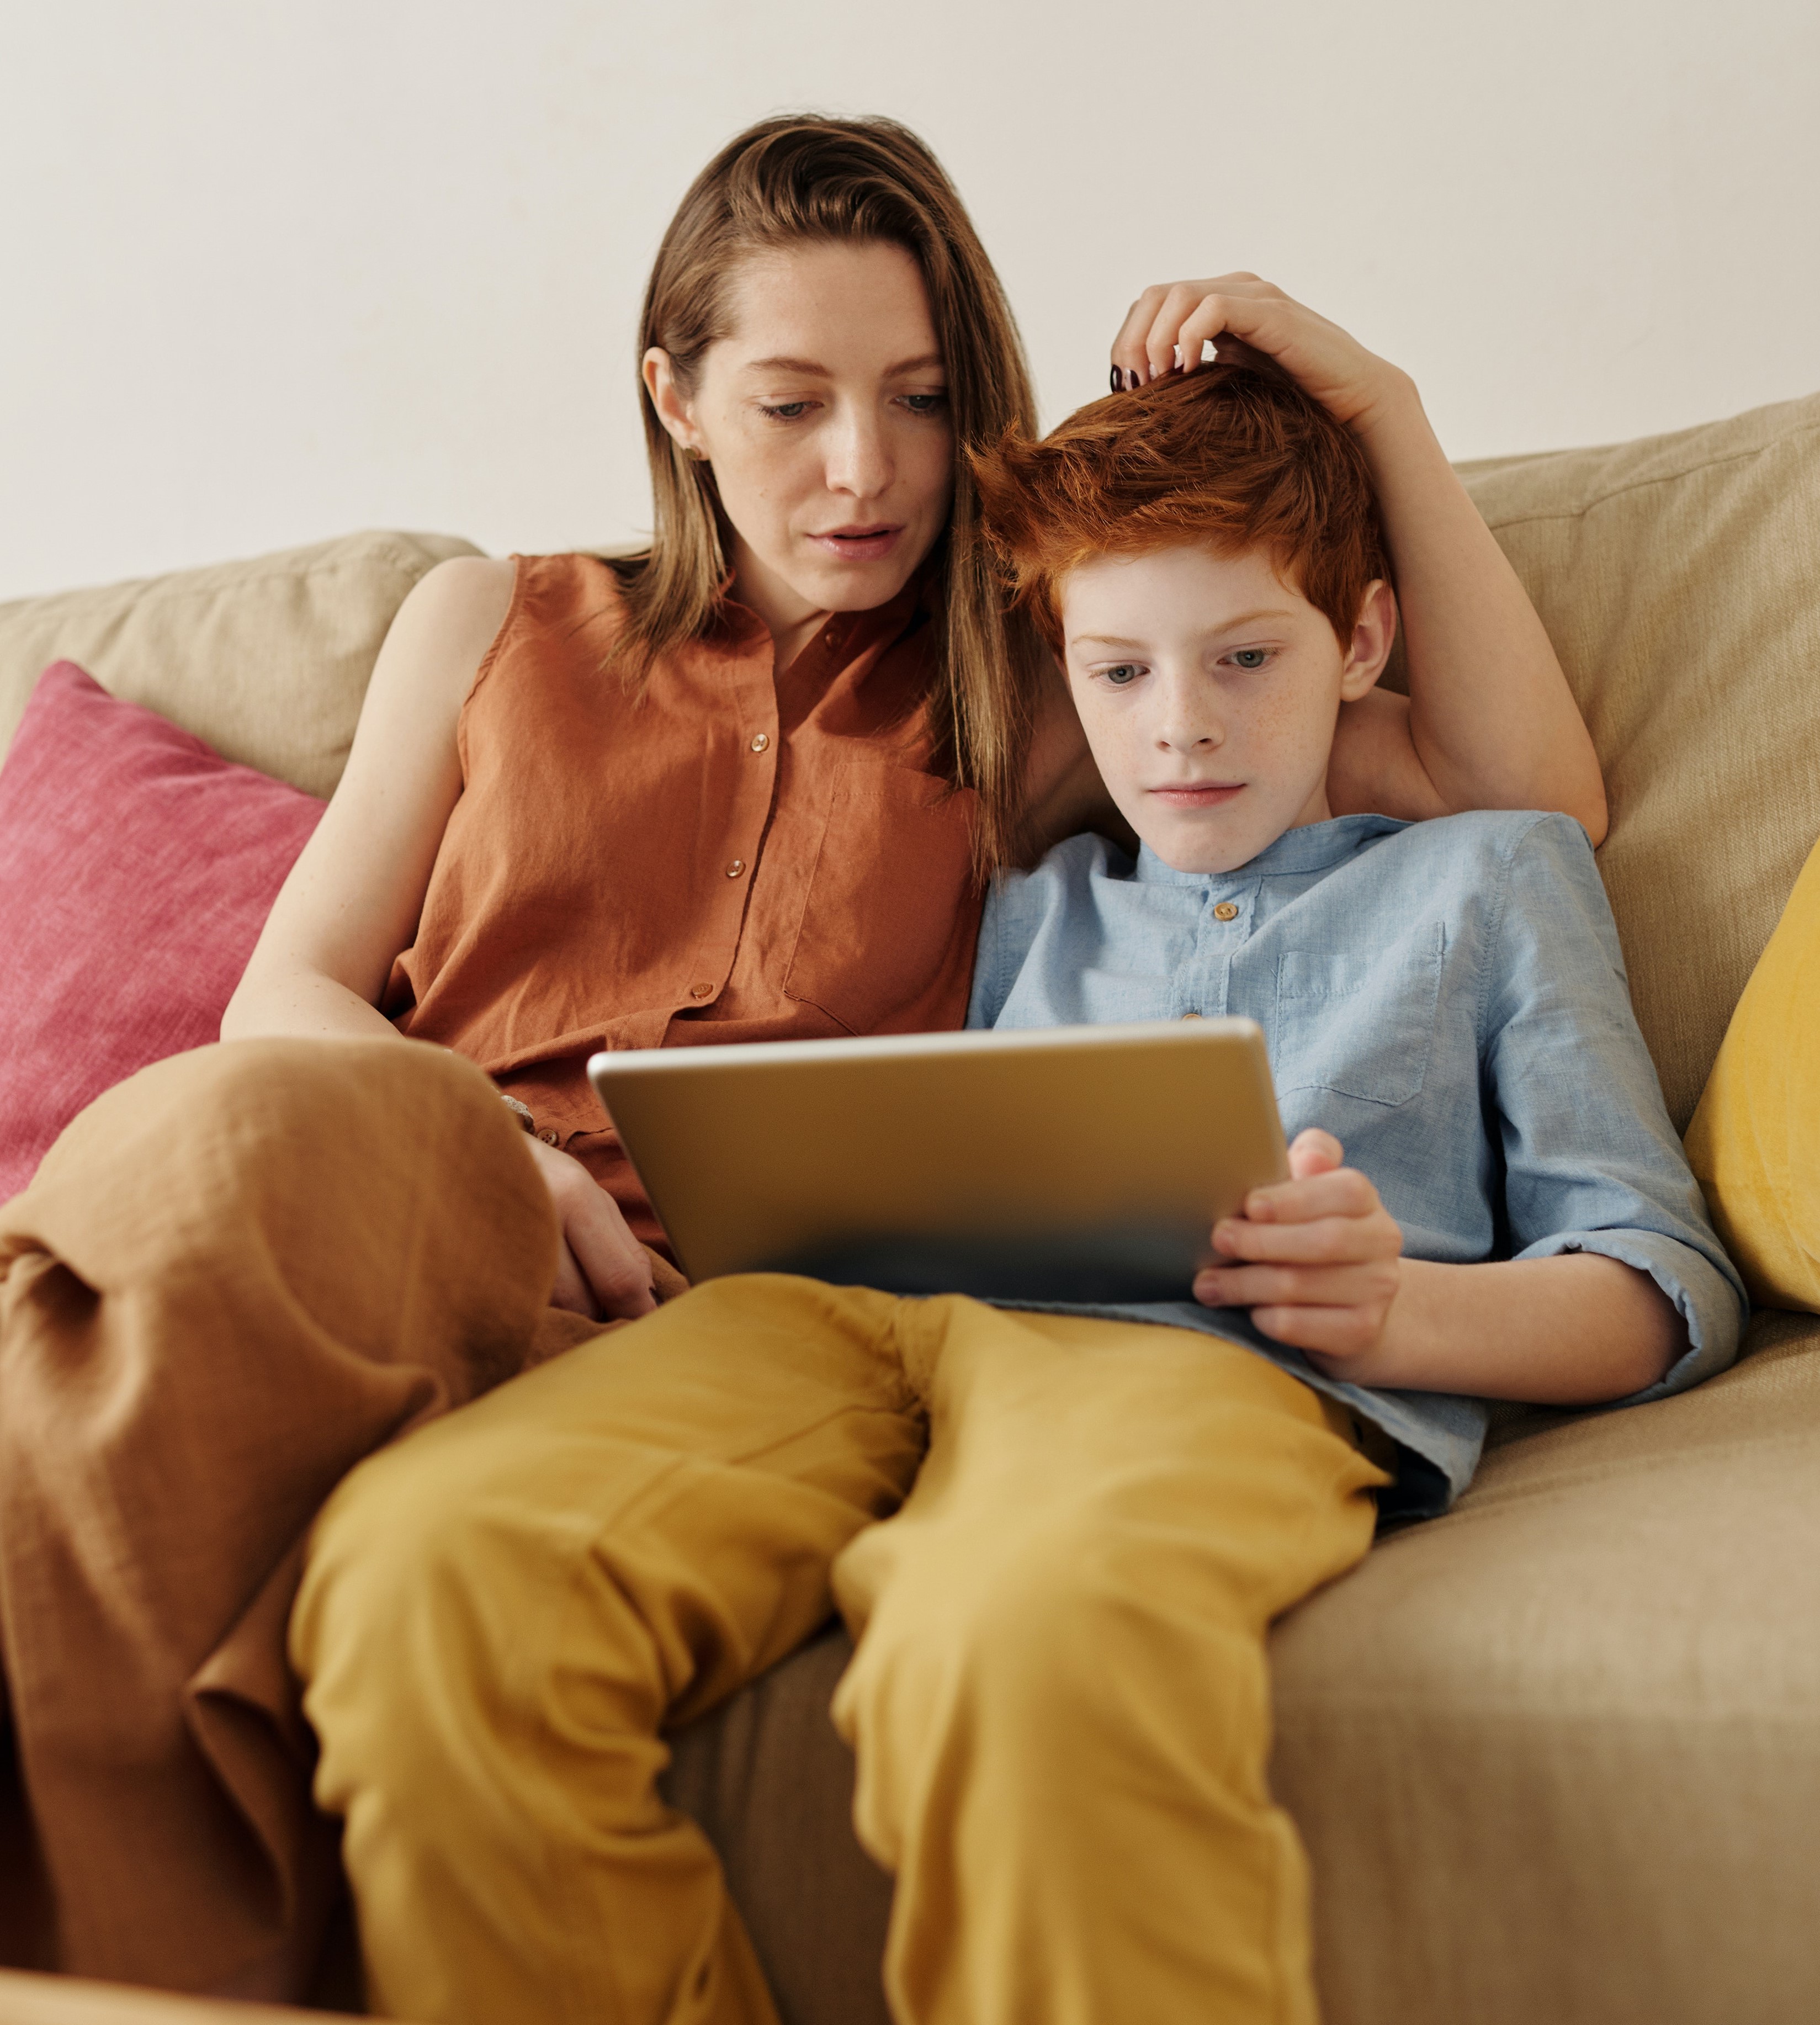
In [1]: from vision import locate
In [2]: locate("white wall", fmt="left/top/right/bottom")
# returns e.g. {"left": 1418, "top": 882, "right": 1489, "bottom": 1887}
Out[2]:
{"left": 3, "top": 0, "right": 1816, "bottom": 602}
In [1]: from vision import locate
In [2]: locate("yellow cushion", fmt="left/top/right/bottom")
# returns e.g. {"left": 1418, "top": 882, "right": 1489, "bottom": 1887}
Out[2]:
{"left": 1684, "top": 835, "right": 1820, "bottom": 1311}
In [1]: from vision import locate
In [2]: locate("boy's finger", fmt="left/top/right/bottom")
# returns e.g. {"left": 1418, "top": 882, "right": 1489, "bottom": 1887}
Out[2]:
{"left": 1240, "top": 1166, "right": 1372, "bottom": 1224}
{"left": 1285, "top": 1128, "right": 1345, "bottom": 1182}
{"left": 1195, "top": 1260, "right": 1398, "bottom": 1310}
{"left": 1211, "top": 1208, "right": 1399, "bottom": 1264}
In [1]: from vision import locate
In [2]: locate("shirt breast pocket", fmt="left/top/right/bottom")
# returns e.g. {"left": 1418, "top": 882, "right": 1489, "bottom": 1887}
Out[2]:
{"left": 784, "top": 762, "right": 980, "bottom": 1035}
{"left": 1272, "top": 923, "right": 1446, "bottom": 1107}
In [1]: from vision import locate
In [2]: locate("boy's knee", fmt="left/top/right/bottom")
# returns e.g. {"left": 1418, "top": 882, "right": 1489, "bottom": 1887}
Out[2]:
{"left": 847, "top": 1507, "right": 1166, "bottom": 1735}
{"left": 295, "top": 1423, "right": 536, "bottom": 1772}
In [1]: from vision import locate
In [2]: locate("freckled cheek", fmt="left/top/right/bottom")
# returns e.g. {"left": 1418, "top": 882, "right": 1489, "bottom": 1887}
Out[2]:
{"left": 1238, "top": 687, "right": 1331, "bottom": 770}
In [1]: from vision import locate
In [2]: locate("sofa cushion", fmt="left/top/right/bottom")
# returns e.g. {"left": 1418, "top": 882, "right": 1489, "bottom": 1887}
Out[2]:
{"left": 666, "top": 1312, "right": 1820, "bottom": 2025}
{"left": 0, "top": 530, "right": 479, "bottom": 801}
{"left": 1684, "top": 834, "right": 1820, "bottom": 1311}
{"left": 1454, "top": 393, "right": 1820, "bottom": 1131}
{"left": 1268, "top": 1307, "right": 1820, "bottom": 2025}
{"left": 0, "top": 664, "right": 323, "bottom": 1202}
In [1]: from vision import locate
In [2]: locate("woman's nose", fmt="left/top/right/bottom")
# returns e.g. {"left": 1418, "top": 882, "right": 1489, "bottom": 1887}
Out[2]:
{"left": 825, "top": 411, "right": 892, "bottom": 499}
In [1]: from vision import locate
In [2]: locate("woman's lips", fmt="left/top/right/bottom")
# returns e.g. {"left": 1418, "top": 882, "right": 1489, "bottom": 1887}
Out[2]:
{"left": 810, "top": 525, "right": 903, "bottom": 562}
{"left": 1148, "top": 783, "right": 1244, "bottom": 808}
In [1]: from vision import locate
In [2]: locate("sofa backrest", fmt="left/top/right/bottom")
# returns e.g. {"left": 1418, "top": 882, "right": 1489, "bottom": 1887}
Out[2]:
{"left": 1456, "top": 391, "right": 1820, "bottom": 1130}
{"left": 2, "top": 394, "right": 1815, "bottom": 1132}
{"left": 0, "top": 530, "right": 479, "bottom": 801}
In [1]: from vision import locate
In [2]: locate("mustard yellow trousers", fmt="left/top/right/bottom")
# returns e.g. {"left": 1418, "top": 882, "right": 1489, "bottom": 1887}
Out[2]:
{"left": 293, "top": 1274, "right": 1387, "bottom": 2025}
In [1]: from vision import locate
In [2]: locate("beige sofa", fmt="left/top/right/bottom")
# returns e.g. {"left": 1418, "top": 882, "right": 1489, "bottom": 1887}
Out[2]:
{"left": 2, "top": 389, "right": 1817, "bottom": 2025}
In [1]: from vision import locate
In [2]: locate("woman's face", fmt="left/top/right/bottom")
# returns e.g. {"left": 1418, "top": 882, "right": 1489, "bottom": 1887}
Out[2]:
{"left": 645, "top": 240, "right": 954, "bottom": 637}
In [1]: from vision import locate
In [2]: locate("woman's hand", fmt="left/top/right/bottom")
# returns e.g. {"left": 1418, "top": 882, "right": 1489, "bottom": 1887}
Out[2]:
{"left": 1110, "top": 274, "right": 1414, "bottom": 434}
{"left": 1192, "top": 1128, "right": 1403, "bottom": 1361}
{"left": 524, "top": 1136, "right": 658, "bottom": 1322}
{"left": 1112, "top": 274, "right": 1608, "bottom": 841}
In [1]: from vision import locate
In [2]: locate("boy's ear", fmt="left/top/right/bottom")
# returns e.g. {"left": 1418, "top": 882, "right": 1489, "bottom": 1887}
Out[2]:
{"left": 1338, "top": 580, "right": 1398, "bottom": 703}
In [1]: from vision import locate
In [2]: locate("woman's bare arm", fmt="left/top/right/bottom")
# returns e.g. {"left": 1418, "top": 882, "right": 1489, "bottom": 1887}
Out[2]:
{"left": 221, "top": 555, "right": 516, "bottom": 1042}
{"left": 1111, "top": 278, "right": 1609, "bottom": 842}
{"left": 222, "top": 554, "right": 657, "bottom": 1322}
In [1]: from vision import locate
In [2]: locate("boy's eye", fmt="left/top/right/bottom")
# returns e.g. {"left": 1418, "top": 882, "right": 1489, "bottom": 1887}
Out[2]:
{"left": 1102, "top": 664, "right": 1142, "bottom": 687}
{"left": 1228, "top": 648, "right": 1271, "bottom": 671}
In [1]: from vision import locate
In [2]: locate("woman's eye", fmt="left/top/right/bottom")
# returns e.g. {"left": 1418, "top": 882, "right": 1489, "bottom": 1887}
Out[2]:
{"left": 901, "top": 392, "right": 948, "bottom": 415}
{"left": 760, "top": 401, "right": 813, "bottom": 421}
{"left": 1102, "top": 664, "right": 1142, "bottom": 687}
{"left": 1229, "top": 648, "right": 1271, "bottom": 671}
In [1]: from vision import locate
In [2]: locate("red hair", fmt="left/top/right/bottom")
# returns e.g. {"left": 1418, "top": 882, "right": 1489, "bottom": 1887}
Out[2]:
{"left": 969, "top": 362, "right": 1389, "bottom": 654}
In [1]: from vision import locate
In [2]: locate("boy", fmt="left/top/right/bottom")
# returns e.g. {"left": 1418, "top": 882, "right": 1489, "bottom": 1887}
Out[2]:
{"left": 963, "top": 363, "right": 1744, "bottom": 1524}
{"left": 293, "top": 366, "right": 1743, "bottom": 2025}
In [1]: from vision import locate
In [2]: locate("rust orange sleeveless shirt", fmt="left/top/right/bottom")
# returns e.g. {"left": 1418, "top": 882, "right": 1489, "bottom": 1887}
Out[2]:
{"left": 385, "top": 554, "right": 983, "bottom": 1253}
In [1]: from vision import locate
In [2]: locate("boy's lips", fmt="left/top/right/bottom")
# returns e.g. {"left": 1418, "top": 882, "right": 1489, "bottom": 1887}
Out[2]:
{"left": 810, "top": 524, "right": 903, "bottom": 561}
{"left": 1148, "top": 782, "right": 1245, "bottom": 808}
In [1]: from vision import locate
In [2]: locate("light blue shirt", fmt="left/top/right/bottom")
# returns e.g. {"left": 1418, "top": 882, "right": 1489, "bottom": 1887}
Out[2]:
{"left": 965, "top": 811, "right": 1746, "bottom": 1520}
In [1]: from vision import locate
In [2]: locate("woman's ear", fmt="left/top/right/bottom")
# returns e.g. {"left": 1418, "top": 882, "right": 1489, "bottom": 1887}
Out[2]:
{"left": 642, "top": 348, "right": 703, "bottom": 457}
{"left": 1338, "top": 580, "right": 1397, "bottom": 702}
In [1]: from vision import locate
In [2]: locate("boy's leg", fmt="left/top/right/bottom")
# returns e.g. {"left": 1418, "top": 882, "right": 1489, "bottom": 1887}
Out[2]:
{"left": 293, "top": 1274, "right": 926, "bottom": 2025}
{"left": 0, "top": 1037, "right": 561, "bottom": 1996}
{"left": 831, "top": 1303, "right": 1388, "bottom": 2025}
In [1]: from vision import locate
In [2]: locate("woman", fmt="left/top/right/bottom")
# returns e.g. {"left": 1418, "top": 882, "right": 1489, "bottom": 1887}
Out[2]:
{"left": 227, "top": 115, "right": 1601, "bottom": 1319}
{"left": 0, "top": 114, "right": 1600, "bottom": 2003}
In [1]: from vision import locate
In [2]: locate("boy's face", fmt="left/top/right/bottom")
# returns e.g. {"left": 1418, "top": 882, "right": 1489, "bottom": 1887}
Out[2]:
{"left": 1058, "top": 543, "right": 1393, "bottom": 874}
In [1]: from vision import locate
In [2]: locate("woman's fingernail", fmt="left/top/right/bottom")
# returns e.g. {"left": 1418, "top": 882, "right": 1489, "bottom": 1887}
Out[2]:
{"left": 1110, "top": 366, "right": 1122, "bottom": 392}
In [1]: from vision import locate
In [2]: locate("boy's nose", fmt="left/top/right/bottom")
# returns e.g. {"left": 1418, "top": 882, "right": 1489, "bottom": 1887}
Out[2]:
{"left": 1157, "top": 724, "right": 1223, "bottom": 752}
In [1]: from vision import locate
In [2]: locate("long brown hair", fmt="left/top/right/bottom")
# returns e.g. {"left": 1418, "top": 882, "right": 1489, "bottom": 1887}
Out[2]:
{"left": 608, "top": 114, "right": 1046, "bottom": 867}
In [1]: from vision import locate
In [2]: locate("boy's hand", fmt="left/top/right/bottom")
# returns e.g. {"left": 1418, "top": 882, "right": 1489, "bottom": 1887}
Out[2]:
{"left": 1110, "top": 275, "right": 1414, "bottom": 435}
{"left": 1192, "top": 1128, "right": 1403, "bottom": 1360}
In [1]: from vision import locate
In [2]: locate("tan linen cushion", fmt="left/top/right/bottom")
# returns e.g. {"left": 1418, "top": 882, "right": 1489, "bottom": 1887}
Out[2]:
{"left": 661, "top": 1626, "right": 893, "bottom": 2025}
{"left": 668, "top": 1317, "right": 1820, "bottom": 2025}
{"left": 1270, "top": 1308, "right": 1820, "bottom": 2025}
{"left": 0, "top": 531, "right": 479, "bottom": 799}
{"left": 1453, "top": 394, "right": 1820, "bottom": 1130}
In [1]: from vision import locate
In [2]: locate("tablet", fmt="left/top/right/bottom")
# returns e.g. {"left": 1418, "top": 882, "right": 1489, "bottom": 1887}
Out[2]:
{"left": 587, "top": 1019, "right": 1287, "bottom": 1305}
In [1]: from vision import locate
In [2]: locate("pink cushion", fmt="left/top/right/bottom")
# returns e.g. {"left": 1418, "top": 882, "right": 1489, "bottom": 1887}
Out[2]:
{"left": 0, "top": 662, "right": 325, "bottom": 1201}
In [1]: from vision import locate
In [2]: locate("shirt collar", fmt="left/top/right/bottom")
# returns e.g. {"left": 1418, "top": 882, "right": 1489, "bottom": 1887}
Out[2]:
{"left": 1133, "top": 812, "right": 1411, "bottom": 887}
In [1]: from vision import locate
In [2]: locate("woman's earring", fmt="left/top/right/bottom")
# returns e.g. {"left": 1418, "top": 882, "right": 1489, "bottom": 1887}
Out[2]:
{"left": 685, "top": 444, "right": 706, "bottom": 461}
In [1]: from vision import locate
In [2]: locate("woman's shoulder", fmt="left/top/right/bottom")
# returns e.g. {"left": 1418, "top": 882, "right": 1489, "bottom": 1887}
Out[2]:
{"left": 453, "top": 553, "right": 640, "bottom": 702}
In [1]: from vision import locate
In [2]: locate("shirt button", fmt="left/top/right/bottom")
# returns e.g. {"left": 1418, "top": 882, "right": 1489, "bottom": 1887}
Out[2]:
{"left": 537, "top": 1128, "right": 559, "bottom": 1146}
{"left": 749, "top": 731, "right": 770, "bottom": 754}
{"left": 689, "top": 982, "right": 713, "bottom": 1000}
{"left": 726, "top": 858, "right": 746, "bottom": 878}
{"left": 1213, "top": 901, "right": 1240, "bottom": 922}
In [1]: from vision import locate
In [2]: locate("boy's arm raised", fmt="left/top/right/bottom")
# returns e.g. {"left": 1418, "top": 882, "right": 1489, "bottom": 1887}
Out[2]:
{"left": 1111, "top": 278, "right": 1608, "bottom": 841}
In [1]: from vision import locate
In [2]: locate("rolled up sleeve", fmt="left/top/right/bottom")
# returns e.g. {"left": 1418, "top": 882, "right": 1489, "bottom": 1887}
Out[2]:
{"left": 1484, "top": 815, "right": 1748, "bottom": 1401}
